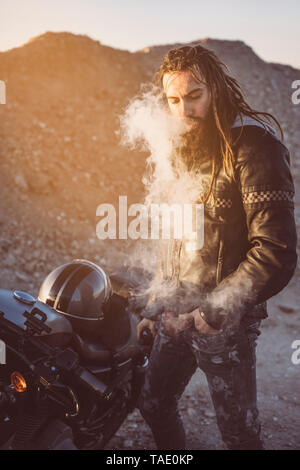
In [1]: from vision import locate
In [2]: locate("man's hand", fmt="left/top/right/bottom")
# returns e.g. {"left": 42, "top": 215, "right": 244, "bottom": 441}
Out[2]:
{"left": 188, "top": 308, "right": 221, "bottom": 335}
{"left": 137, "top": 317, "right": 156, "bottom": 340}
{"left": 163, "top": 308, "right": 221, "bottom": 335}
{"left": 163, "top": 310, "right": 194, "bottom": 335}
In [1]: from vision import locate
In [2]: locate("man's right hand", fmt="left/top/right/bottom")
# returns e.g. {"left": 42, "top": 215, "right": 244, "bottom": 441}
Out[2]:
{"left": 137, "top": 317, "right": 156, "bottom": 340}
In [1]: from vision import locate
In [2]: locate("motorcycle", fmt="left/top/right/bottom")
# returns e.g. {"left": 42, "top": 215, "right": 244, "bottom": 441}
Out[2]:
{"left": 0, "top": 261, "right": 153, "bottom": 450}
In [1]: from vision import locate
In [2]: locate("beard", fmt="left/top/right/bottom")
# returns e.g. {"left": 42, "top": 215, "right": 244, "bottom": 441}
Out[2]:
{"left": 171, "top": 109, "right": 217, "bottom": 173}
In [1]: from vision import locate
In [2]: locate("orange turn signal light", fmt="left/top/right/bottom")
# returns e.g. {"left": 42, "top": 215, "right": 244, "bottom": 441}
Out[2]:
{"left": 10, "top": 371, "right": 27, "bottom": 393}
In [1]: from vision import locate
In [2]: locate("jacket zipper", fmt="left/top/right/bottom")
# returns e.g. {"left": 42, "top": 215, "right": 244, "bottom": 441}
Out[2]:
{"left": 216, "top": 235, "right": 224, "bottom": 285}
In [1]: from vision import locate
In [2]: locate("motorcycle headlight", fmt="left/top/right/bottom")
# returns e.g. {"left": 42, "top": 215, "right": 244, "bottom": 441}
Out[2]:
{"left": 10, "top": 371, "right": 27, "bottom": 393}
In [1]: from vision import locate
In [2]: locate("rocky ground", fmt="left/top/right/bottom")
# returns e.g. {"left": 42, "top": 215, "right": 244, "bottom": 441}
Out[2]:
{"left": 0, "top": 32, "right": 299, "bottom": 450}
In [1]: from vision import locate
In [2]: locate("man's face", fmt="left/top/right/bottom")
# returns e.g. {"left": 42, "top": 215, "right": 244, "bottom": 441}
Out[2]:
{"left": 163, "top": 70, "right": 212, "bottom": 131}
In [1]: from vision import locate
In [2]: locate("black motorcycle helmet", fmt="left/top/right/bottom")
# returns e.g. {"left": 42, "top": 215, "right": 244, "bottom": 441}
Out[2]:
{"left": 38, "top": 259, "right": 113, "bottom": 337}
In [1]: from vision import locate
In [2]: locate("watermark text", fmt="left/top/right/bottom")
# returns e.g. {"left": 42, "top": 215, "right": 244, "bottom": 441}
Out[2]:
{"left": 96, "top": 196, "right": 204, "bottom": 249}
{"left": 291, "top": 80, "right": 300, "bottom": 105}
{"left": 291, "top": 339, "right": 300, "bottom": 365}
{"left": 0, "top": 80, "right": 6, "bottom": 104}
{"left": 0, "top": 339, "right": 6, "bottom": 364}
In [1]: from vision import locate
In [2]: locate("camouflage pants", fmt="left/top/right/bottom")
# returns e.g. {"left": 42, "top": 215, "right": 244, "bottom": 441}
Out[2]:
{"left": 138, "top": 314, "right": 263, "bottom": 450}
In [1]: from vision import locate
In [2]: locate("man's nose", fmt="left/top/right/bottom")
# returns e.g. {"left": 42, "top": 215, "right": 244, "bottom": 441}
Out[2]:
{"left": 178, "top": 99, "right": 193, "bottom": 119}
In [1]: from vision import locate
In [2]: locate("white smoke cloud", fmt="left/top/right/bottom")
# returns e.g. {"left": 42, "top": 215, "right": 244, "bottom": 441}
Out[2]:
{"left": 207, "top": 276, "right": 254, "bottom": 329}
{"left": 120, "top": 85, "right": 203, "bottom": 207}
{"left": 118, "top": 85, "right": 206, "bottom": 317}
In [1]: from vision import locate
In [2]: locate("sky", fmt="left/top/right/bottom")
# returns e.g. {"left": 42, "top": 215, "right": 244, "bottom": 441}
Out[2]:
{"left": 1, "top": 0, "right": 299, "bottom": 69}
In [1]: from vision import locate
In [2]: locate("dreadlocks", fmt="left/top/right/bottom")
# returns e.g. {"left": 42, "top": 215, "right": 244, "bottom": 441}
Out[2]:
{"left": 155, "top": 44, "right": 283, "bottom": 203}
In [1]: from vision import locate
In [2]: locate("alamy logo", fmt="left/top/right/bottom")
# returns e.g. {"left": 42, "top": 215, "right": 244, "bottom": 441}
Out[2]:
{"left": 0, "top": 81, "right": 6, "bottom": 104}
{"left": 291, "top": 340, "right": 300, "bottom": 365}
{"left": 96, "top": 196, "right": 204, "bottom": 250}
{"left": 0, "top": 339, "right": 6, "bottom": 364}
{"left": 291, "top": 80, "right": 300, "bottom": 105}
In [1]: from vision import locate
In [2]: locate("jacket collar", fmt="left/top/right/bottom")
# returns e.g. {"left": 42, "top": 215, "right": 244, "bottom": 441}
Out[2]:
{"left": 232, "top": 114, "right": 279, "bottom": 140}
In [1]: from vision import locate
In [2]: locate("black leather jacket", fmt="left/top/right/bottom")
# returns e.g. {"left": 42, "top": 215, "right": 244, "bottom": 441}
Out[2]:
{"left": 142, "top": 120, "right": 298, "bottom": 330}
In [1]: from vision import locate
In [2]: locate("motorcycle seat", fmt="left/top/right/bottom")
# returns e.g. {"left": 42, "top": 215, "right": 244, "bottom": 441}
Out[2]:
{"left": 72, "top": 299, "right": 140, "bottom": 366}
{"left": 73, "top": 333, "right": 113, "bottom": 364}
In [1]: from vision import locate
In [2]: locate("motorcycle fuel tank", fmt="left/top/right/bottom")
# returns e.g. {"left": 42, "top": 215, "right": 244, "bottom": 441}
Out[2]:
{"left": 0, "top": 289, "right": 73, "bottom": 347}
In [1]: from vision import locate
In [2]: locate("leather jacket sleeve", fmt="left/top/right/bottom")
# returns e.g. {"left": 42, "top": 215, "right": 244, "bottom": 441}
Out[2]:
{"left": 204, "top": 126, "right": 298, "bottom": 330}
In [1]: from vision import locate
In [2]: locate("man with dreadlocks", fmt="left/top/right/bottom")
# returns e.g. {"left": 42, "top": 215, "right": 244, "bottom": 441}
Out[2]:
{"left": 136, "top": 44, "right": 297, "bottom": 450}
